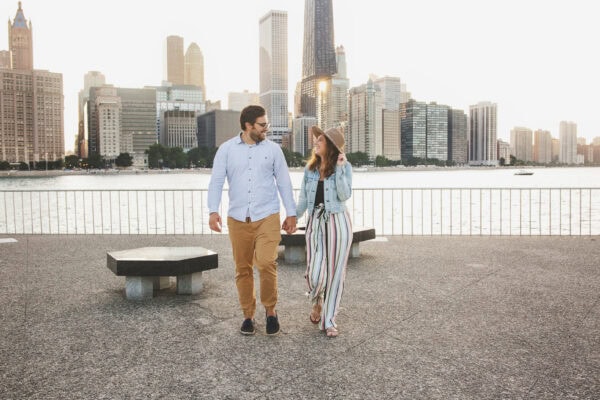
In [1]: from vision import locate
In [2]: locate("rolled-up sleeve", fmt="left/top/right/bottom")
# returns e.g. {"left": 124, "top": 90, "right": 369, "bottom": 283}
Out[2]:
{"left": 273, "top": 145, "right": 296, "bottom": 217}
{"left": 334, "top": 162, "right": 352, "bottom": 202}
{"left": 207, "top": 144, "right": 228, "bottom": 214}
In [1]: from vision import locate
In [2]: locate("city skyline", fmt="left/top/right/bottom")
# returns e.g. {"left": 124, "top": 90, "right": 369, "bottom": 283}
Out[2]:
{"left": 1, "top": 0, "right": 598, "bottom": 153}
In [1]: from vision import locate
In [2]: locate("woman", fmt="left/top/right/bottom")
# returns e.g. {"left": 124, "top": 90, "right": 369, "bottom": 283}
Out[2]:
{"left": 296, "top": 126, "right": 353, "bottom": 338}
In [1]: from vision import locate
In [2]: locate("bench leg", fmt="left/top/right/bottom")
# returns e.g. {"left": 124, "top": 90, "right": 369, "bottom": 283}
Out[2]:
{"left": 285, "top": 245, "right": 306, "bottom": 263}
{"left": 125, "top": 276, "right": 154, "bottom": 300}
{"left": 153, "top": 276, "right": 171, "bottom": 290}
{"left": 177, "top": 272, "right": 203, "bottom": 295}
{"left": 350, "top": 243, "right": 360, "bottom": 258}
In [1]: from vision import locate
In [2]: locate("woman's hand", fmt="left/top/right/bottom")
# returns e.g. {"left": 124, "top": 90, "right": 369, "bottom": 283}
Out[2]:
{"left": 337, "top": 153, "right": 347, "bottom": 166}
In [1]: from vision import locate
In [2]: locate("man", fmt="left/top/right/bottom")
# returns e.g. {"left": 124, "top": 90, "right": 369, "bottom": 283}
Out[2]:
{"left": 208, "top": 105, "right": 297, "bottom": 336}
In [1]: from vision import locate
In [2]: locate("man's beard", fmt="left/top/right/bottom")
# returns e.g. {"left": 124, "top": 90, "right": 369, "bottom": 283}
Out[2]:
{"left": 249, "top": 130, "right": 265, "bottom": 143}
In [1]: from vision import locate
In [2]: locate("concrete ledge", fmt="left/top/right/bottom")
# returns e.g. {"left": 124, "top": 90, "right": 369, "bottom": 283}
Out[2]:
{"left": 107, "top": 246, "right": 217, "bottom": 299}
{"left": 280, "top": 226, "right": 376, "bottom": 263}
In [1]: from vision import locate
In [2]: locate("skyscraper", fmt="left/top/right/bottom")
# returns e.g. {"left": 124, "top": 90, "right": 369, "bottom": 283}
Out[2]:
{"left": 469, "top": 101, "right": 498, "bottom": 165}
{"left": 426, "top": 103, "right": 449, "bottom": 161}
{"left": 0, "top": 3, "right": 63, "bottom": 164}
{"left": 78, "top": 71, "right": 106, "bottom": 157}
{"left": 165, "top": 35, "right": 184, "bottom": 85}
{"left": 300, "top": 0, "right": 337, "bottom": 118}
{"left": 559, "top": 121, "right": 577, "bottom": 164}
{"left": 328, "top": 45, "right": 349, "bottom": 129}
{"left": 510, "top": 126, "right": 533, "bottom": 162}
{"left": 448, "top": 109, "right": 468, "bottom": 164}
{"left": 228, "top": 90, "right": 259, "bottom": 112}
{"left": 348, "top": 79, "right": 383, "bottom": 159}
{"left": 400, "top": 99, "right": 427, "bottom": 160}
{"left": 259, "top": 10, "right": 289, "bottom": 144}
{"left": 8, "top": 2, "right": 33, "bottom": 70}
{"left": 184, "top": 42, "right": 205, "bottom": 98}
{"left": 533, "top": 129, "right": 552, "bottom": 164}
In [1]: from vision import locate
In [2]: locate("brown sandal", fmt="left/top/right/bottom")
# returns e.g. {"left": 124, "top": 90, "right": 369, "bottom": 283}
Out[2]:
{"left": 309, "top": 303, "right": 321, "bottom": 324}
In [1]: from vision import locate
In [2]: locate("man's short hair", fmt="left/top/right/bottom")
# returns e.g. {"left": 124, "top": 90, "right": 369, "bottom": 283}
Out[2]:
{"left": 240, "top": 105, "right": 266, "bottom": 130}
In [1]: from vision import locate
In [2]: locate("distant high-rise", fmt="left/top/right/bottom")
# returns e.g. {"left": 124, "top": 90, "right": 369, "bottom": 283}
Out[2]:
{"left": 382, "top": 110, "right": 401, "bottom": 161}
{"left": 497, "top": 139, "right": 511, "bottom": 165}
{"left": 510, "top": 126, "right": 533, "bottom": 162}
{"left": 300, "top": 0, "right": 337, "bottom": 118}
{"left": 151, "top": 84, "right": 205, "bottom": 145}
{"left": 469, "top": 101, "right": 498, "bottom": 165}
{"left": 426, "top": 103, "right": 449, "bottom": 161}
{"left": 228, "top": 90, "right": 259, "bottom": 112}
{"left": 374, "top": 76, "right": 402, "bottom": 111}
{"left": 165, "top": 35, "right": 185, "bottom": 85}
{"left": 184, "top": 42, "right": 205, "bottom": 98}
{"left": 327, "top": 45, "right": 349, "bottom": 129}
{"left": 448, "top": 109, "right": 468, "bottom": 164}
{"left": 8, "top": 2, "right": 33, "bottom": 70}
{"left": 533, "top": 129, "right": 552, "bottom": 164}
{"left": 292, "top": 116, "right": 318, "bottom": 156}
{"left": 0, "top": 3, "right": 63, "bottom": 164}
{"left": 348, "top": 79, "right": 383, "bottom": 159}
{"left": 400, "top": 99, "right": 427, "bottom": 160}
{"left": 86, "top": 86, "right": 156, "bottom": 163}
{"left": 259, "top": 10, "right": 289, "bottom": 144}
{"left": 78, "top": 71, "right": 106, "bottom": 157}
{"left": 559, "top": 121, "right": 577, "bottom": 164}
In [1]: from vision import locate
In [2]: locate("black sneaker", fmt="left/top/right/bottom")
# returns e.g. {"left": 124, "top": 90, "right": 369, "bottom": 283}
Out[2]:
{"left": 266, "top": 313, "right": 280, "bottom": 335}
{"left": 240, "top": 318, "right": 256, "bottom": 335}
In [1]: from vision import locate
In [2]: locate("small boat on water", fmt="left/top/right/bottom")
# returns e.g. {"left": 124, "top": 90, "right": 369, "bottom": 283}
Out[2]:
{"left": 514, "top": 170, "right": 534, "bottom": 175}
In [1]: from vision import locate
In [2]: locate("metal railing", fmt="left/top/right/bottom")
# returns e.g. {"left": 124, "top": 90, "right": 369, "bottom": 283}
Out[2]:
{"left": 1, "top": 188, "right": 599, "bottom": 235}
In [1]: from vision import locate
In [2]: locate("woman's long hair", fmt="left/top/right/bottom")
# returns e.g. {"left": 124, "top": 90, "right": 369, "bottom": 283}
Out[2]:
{"left": 306, "top": 136, "right": 340, "bottom": 178}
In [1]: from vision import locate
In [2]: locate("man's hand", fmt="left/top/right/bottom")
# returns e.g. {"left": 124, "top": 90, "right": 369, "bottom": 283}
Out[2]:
{"left": 209, "top": 212, "right": 222, "bottom": 232}
{"left": 282, "top": 216, "right": 297, "bottom": 234}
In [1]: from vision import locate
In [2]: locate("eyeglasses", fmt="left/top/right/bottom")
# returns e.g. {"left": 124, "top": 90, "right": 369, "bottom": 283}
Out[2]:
{"left": 255, "top": 122, "right": 270, "bottom": 128}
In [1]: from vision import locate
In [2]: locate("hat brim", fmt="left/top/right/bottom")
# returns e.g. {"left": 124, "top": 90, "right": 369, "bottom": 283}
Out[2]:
{"left": 310, "top": 125, "right": 344, "bottom": 153}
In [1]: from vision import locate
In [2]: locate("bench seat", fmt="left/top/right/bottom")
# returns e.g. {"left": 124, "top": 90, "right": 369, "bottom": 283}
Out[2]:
{"left": 279, "top": 226, "right": 376, "bottom": 263}
{"left": 107, "top": 247, "right": 218, "bottom": 300}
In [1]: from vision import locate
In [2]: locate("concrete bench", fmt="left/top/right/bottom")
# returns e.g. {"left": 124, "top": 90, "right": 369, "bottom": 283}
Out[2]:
{"left": 107, "top": 247, "right": 218, "bottom": 300}
{"left": 279, "top": 226, "right": 376, "bottom": 263}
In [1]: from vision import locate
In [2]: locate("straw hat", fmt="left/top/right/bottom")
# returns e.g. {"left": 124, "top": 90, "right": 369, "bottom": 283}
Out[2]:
{"left": 310, "top": 126, "right": 345, "bottom": 153}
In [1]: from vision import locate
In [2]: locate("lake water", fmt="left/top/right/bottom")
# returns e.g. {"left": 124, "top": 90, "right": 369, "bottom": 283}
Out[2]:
{"left": 2, "top": 167, "right": 598, "bottom": 235}
{"left": 1, "top": 167, "right": 599, "bottom": 190}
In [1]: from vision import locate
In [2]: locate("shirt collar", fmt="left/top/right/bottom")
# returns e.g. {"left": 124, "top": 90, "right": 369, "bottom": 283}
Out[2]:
{"left": 236, "top": 131, "right": 265, "bottom": 146}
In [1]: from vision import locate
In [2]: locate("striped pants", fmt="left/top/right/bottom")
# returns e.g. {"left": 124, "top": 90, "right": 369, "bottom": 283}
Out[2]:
{"left": 305, "top": 206, "right": 352, "bottom": 330}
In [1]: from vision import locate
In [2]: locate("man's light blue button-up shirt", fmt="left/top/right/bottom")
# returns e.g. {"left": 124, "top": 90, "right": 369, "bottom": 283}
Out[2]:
{"left": 207, "top": 133, "right": 297, "bottom": 222}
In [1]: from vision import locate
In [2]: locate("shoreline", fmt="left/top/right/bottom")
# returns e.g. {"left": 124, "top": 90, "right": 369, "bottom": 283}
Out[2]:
{"left": 1, "top": 164, "right": 597, "bottom": 178}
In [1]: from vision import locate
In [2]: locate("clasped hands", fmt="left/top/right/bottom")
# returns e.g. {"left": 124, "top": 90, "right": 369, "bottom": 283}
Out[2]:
{"left": 282, "top": 216, "right": 297, "bottom": 234}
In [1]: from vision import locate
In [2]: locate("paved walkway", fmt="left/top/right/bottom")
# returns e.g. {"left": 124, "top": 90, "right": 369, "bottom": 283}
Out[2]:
{"left": 1, "top": 235, "right": 599, "bottom": 399}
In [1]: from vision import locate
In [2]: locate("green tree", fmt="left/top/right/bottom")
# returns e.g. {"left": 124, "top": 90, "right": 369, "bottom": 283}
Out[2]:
{"left": 0, "top": 161, "right": 10, "bottom": 170}
{"left": 53, "top": 158, "right": 64, "bottom": 169}
{"left": 375, "top": 155, "right": 391, "bottom": 167}
{"left": 65, "top": 155, "right": 80, "bottom": 169}
{"left": 87, "top": 153, "right": 105, "bottom": 169}
{"left": 281, "top": 147, "right": 306, "bottom": 167}
{"left": 115, "top": 152, "right": 133, "bottom": 167}
{"left": 165, "top": 147, "right": 187, "bottom": 168}
{"left": 146, "top": 143, "right": 167, "bottom": 169}
{"left": 346, "top": 152, "right": 370, "bottom": 166}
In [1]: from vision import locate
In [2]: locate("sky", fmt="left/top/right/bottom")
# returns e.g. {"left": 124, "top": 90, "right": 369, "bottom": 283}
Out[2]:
{"left": 2, "top": 0, "right": 599, "bottom": 153}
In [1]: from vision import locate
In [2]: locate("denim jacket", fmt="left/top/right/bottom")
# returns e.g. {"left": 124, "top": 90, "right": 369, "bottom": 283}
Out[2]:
{"left": 296, "top": 162, "right": 353, "bottom": 218}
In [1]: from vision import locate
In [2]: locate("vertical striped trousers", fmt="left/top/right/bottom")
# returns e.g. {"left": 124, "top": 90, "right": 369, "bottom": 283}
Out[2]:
{"left": 305, "top": 206, "right": 352, "bottom": 330}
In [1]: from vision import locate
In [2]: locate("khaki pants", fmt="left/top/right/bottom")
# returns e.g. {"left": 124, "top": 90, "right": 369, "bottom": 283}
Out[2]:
{"left": 227, "top": 213, "right": 281, "bottom": 318}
